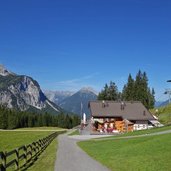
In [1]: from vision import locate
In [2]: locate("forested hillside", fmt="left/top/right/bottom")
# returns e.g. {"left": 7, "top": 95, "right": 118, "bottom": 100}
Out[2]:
{"left": 0, "top": 106, "right": 80, "bottom": 129}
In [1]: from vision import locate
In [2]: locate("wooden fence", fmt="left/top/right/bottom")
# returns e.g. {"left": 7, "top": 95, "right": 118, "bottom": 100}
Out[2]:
{"left": 0, "top": 131, "right": 65, "bottom": 171}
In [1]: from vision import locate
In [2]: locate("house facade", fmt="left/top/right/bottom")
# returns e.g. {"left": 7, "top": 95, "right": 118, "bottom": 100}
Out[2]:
{"left": 89, "top": 101, "right": 157, "bottom": 133}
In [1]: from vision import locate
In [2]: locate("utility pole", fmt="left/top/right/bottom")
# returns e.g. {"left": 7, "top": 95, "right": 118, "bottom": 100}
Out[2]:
{"left": 164, "top": 80, "right": 171, "bottom": 104}
{"left": 164, "top": 89, "right": 171, "bottom": 104}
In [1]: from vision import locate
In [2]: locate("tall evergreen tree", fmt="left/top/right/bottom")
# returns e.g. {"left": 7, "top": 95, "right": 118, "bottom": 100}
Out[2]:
{"left": 8, "top": 110, "right": 18, "bottom": 129}
{"left": 98, "top": 84, "right": 109, "bottom": 100}
{"left": 0, "top": 106, "right": 8, "bottom": 129}
{"left": 122, "top": 74, "right": 135, "bottom": 101}
{"left": 98, "top": 81, "right": 119, "bottom": 101}
{"left": 122, "top": 70, "right": 155, "bottom": 109}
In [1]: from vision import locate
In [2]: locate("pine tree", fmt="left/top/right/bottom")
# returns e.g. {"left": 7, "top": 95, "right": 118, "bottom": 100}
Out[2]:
{"left": 123, "top": 70, "right": 155, "bottom": 109}
{"left": 8, "top": 110, "right": 17, "bottom": 129}
{"left": 65, "top": 114, "right": 72, "bottom": 129}
{"left": 148, "top": 88, "right": 155, "bottom": 109}
{"left": 98, "top": 84, "right": 109, "bottom": 100}
{"left": 108, "top": 81, "right": 118, "bottom": 100}
{"left": 98, "top": 81, "right": 119, "bottom": 101}
{"left": 0, "top": 106, "right": 8, "bottom": 129}
{"left": 122, "top": 74, "right": 135, "bottom": 101}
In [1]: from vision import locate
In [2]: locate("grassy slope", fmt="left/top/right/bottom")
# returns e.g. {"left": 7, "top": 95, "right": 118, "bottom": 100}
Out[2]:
{"left": 151, "top": 103, "right": 171, "bottom": 124}
{"left": 78, "top": 133, "right": 171, "bottom": 171}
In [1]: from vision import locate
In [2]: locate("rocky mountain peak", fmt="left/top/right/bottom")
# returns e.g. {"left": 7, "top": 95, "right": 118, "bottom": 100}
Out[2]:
{"left": 0, "top": 65, "right": 15, "bottom": 76}
{"left": 0, "top": 66, "right": 61, "bottom": 114}
{"left": 79, "top": 87, "right": 98, "bottom": 95}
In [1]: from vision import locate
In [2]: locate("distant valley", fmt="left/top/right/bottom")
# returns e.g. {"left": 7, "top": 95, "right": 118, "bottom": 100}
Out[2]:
{"left": 44, "top": 87, "right": 97, "bottom": 117}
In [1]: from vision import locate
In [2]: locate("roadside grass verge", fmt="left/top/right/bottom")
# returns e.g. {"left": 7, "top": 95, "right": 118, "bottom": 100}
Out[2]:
{"left": 78, "top": 133, "right": 171, "bottom": 171}
{"left": 27, "top": 139, "right": 58, "bottom": 171}
{"left": 68, "top": 129, "right": 80, "bottom": 136}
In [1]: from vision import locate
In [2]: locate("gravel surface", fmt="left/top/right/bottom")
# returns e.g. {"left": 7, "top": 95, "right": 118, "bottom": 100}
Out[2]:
{"left": 55, "top": 134, "right": 110, "bottom": 171}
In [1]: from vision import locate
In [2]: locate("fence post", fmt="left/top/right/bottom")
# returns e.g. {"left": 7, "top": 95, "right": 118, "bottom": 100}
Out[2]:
{"left": 30, "top": 144, "right": 33, "bottom": 160}
{"left": 38, "top": 140, "right": 41, "bottom": 153}
{"left": 15, "top": 148, "right": 19, "bottom": 170}
{"left": 0, "top": 131, "right": 61, "bottom": 171}
{"left": 1, "top": 151, "right": 6, "bottom": 171}
{"left": 24, "top": 145, "right": 27, "bottom": 166}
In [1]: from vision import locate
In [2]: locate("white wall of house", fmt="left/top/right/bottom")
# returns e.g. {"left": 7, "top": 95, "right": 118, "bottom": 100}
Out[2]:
{"left": 133, "top": 124, "right": 148, "bottom": 130}
{"left": 133, "top": 120, "right": 149, "bottom": 131}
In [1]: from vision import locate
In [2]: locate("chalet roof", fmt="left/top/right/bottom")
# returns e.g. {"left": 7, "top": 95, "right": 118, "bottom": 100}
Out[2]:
{"left": 89, "top": 101, "right": 155, "bottom": 121}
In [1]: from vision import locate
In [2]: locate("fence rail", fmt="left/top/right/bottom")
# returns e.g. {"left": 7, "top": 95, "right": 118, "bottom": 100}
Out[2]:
{"left": 0, "top": 131, "right": 65, "bottom": 171}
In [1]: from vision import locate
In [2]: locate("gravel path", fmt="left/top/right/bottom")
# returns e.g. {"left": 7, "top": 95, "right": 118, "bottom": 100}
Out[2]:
{"left": 55, "top": 129, "right": 171, "bottom": 171}
{"left": 54, "top": 134, "right": 110, "bottom": 171}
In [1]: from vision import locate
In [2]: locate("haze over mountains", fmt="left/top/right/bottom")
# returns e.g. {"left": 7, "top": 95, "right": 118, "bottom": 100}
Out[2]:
{"left": 0, "top": 65, "right": 62, "bottom": 114}
{"left": 44, "top": 87, "right": 97, "bottom": 117}
{"left": 44, "top": 90, "right": 74, "bottom": 105}
{"left": 155, "top": 100, "right": 169, "bottom": 107}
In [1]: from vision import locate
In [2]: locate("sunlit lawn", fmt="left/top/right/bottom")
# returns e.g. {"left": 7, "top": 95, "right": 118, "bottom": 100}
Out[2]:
{"left": 78, "top": 133, "right": 171, "bottom": 171}
{"left": 0, "top": 128, "right": 66, "bottom": 171}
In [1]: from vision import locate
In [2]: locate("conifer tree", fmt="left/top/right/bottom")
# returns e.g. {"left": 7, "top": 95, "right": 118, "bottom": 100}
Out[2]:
{"left": 98, "top": 81, "right": 119, "bottom": 101}
{"left": 122, "top": 74, "right": 135, "bottom": 101}
{"left": 122, "top": 70, "right": 155, "bottom": 109}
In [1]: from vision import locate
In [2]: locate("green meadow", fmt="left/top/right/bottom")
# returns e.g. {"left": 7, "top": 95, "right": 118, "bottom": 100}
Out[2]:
{"left": 0, "top": 127, "right": 65, "bottom": 171}
{"left": 78, "top": 133, "right": 171, "bottom": 171}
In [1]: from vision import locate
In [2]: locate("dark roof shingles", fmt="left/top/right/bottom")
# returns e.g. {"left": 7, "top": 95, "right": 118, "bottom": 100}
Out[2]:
{"left": 89, "top": 101, "right": 155, "bottom": 120}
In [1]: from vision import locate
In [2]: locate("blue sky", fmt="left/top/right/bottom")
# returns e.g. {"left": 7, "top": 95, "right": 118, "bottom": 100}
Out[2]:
{"left": 0, "top": 0, "right": 171, "bottom": 101}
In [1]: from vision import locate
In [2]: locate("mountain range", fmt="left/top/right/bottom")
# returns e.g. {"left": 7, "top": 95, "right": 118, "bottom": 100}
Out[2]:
{"left": 44, "top": 87, "right": 97, "bottom": 117}
{"left": 44, "top": 90, "right": 74, "bottom": 104}
{"left": 155, "top": 100, "right": 169, "bottom": 107}
{"left": 0, "top": 65, "right": 97, "bottom": 117}
{"left": 2, "top": 65, "right": 169, "bottom": 117}
{"left": 0, "top": 65, "right": 62, "bottom": 114}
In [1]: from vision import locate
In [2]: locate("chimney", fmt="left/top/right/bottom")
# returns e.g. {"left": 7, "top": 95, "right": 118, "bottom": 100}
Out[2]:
{"left": 102, "top": 100, "right": 105, "bottom": 108}
{"left": 143, "top": 111, "right": 146, "bottom": 116}
{"left": 121, "top": 102, "right": 125, "bottom": 110}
